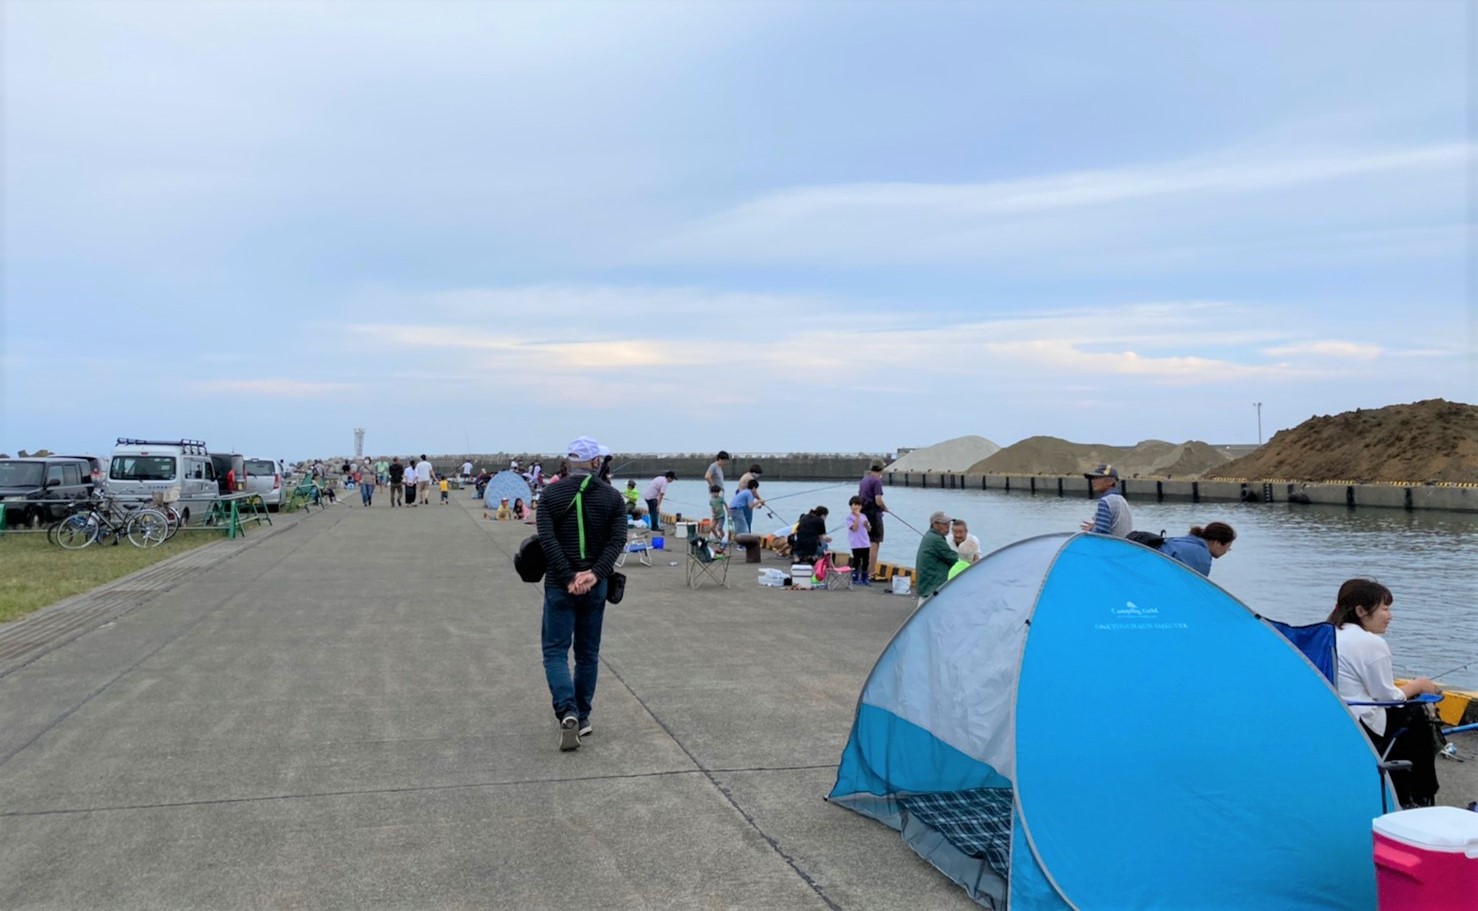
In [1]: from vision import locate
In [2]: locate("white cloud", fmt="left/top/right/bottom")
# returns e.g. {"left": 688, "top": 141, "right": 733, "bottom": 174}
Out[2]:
{"left": 192, "top": 379, "right": 355, "bottom": 398}
{"left": 1263, "top": 341, "right": 1383, "bottom": 359}
{"left": 651, "top": 142, "right": 1471, "bottom": 267}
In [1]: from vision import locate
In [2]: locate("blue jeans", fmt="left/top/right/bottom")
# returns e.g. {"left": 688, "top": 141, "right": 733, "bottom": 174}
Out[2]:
{"left": 541, "top": 579, "right": 607, "bottom": 722}
{"left": 360, "top": 482, "right": 375, "bottom": 505}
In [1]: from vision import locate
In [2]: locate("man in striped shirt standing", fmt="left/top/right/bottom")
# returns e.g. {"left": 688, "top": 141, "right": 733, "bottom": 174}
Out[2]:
{"left": 1080, "top": 463, "right": 1132, "bottom": 537}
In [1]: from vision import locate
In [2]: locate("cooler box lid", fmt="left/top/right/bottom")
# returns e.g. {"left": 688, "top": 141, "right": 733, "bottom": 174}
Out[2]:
{"left": 1373, "top": 807, "right": 1478, "bottom": 856}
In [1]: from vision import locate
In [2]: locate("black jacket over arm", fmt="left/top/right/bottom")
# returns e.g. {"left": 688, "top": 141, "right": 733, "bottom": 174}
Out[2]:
{"left": 536, "top": 474, "right": 628, "bottom": 590}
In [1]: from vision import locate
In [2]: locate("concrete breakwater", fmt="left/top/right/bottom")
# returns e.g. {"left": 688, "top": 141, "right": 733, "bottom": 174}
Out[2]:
{"left": 886, "top": 472, "right": 1478, "bottom": 514}
{"left": 431, "top": 453, "right": 889, "bottom": 482}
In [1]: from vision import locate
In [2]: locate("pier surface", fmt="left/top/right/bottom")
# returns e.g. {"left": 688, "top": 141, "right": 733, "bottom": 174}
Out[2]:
{"left": 0, "top": 492, "right": 1472, "bottom": 909}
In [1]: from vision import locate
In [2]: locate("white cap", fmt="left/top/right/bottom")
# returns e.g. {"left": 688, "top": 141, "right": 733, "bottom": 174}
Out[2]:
{"left": 567, "top": 436, "right": 611, "bottom": 462}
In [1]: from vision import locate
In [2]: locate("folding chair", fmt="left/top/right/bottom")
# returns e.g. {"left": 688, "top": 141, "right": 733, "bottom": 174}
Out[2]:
{"left": 616, "top": 523, "right": 653, "bottom": 568}
{"left": 685, "top": 535, "right": 730, "bottom": 589}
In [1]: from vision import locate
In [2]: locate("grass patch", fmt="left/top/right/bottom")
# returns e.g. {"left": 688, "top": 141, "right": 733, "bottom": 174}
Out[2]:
{"left": 0, "top": 530, "right": 217, "bottom": 625}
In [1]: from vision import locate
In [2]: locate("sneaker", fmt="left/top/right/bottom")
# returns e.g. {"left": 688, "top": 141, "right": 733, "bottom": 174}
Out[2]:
{"left": 578, "top": 719, "right": 592, "bottom": 738}
{"left": 559, "top": 715, "right": 580, "bottom": 751}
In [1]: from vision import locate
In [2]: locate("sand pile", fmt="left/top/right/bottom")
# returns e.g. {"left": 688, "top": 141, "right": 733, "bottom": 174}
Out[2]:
{"left": 888, "top": 435, "right": 1001, "bottom": 473}
{"left": 966, "top": 437, "right": 1234, "bottom": 477}
{"left": 1204, "top": 399, "right": 1478, "bottom": 483}
{"left": 1120, "top": 440, "right": 1233, "bottom": 478}
{"left": 967, "top": 436, "right": 1122, "bottom": 476}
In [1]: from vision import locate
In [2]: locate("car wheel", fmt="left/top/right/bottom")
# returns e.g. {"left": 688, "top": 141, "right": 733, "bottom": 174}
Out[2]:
{"left": 26, "top": 509, "right": 42, "bottom": 530}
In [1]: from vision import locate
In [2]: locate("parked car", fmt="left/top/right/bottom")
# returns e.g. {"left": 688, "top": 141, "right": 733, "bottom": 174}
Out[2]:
{"left": 0, "top": 457, "right": 96, "bottom": 528}
{"left": 242, "top": 458, "right": 284, "bottom": 511}
{"left": 108, "top": 438, "right": 219, "bottom": 525}
{"left": 56, "top": 455, "right": 107, "bottom": 490}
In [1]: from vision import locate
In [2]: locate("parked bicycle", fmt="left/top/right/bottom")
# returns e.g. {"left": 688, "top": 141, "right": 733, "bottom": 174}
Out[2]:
{"left": 51, "top": 491, "right": 172, "bottom": 549}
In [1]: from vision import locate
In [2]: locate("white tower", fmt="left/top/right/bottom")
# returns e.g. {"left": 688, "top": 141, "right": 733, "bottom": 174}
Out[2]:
{"left": 354, "top": 428, "right": 365, "bottom": 460}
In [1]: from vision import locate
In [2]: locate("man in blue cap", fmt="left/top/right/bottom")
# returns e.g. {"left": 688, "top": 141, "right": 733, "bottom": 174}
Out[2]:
{"left": 537, "top": 436, "right": 627, "bottom": 751}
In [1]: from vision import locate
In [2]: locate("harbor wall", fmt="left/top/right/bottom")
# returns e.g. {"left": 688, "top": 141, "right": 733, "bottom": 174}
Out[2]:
{"left": 432, "top": 453, "right": 887, "bottom": 482}
{"left": 885, "top": 472, "right": 1478, "bottom": 513}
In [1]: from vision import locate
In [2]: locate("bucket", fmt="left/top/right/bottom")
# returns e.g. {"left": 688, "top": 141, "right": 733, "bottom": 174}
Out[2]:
{"left": 1373, "top": 807, "right": 1478, "bottom": 911}
{"left": 651, "top": 536, "right": 664, "bottom": 550}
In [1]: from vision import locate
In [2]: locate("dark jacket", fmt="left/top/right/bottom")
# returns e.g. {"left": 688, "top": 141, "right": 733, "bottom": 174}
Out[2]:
{"left": 536, "top": 473, "right": 627, "bottom": 590}
{"left": 388, "top": 463, "right": 405, "bottom": 484}
{"left": 915, "top": 528, "right": 957, "bottom": 600}
{"left": 793, "top": 513, "right": 827, "bottom": 561}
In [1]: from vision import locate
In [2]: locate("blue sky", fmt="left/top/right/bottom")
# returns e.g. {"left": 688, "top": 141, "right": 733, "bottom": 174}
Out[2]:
{"left": 2, "top": 1, "right": 1471, "bottom": 460}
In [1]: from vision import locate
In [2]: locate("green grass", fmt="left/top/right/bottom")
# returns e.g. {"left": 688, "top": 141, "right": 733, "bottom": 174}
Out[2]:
{"left": 0, "top": 530, "right": 216, "bottom": 625}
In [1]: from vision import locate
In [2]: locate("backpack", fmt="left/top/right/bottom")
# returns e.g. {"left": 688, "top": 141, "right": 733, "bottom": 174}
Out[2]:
{"left": 515, "top": 476, "right": 591, "bottom": 583}
{"left": 1126, "top": 530, "right": 1166, "bottom": 550}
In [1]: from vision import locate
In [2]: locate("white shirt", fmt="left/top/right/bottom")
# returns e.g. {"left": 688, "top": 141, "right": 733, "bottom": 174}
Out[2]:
{"left": 403, "top": 466, "right": 417, "bottom": 485}
{"left": 416, "top": 460, "right": 433, "bottom": 481}
{"left": 461, "top": 461, "right": 473, "bottom": 476}
{"left": 949, "top": 532, "right": 981, "bottom": 562}
{"left": 642, "top": 476, "right": 670, "bottom": 500}
{"left": 1334, "top": 623, "right": 1405, "bottom": 736}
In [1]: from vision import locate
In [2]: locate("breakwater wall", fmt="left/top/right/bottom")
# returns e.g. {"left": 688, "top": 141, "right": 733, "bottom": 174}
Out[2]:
{"left": 431, "top": 453, "right": 887, "bottom": 482}
{"left": 885, "top": 473, "right": 1478, "bottom": 514}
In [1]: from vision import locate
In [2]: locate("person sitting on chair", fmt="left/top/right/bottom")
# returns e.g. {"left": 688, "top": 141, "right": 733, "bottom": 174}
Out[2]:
{"left": 1329, "top": 577, "right": 1442, "bottom": 808}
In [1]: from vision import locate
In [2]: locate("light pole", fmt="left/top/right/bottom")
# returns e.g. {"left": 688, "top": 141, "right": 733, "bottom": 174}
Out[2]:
{"left": 1253, "top": 403, "right": 1263, "bottom": 445}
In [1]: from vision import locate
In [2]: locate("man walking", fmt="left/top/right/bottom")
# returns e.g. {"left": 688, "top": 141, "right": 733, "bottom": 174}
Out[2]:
{"left": 415, "top": 454, "right": 434, "bottom": 505}
{"left": 538, "top": 436, "right": 627, "bottom": 752}
{"left": 359, "top": 457, "right": 377, "bottom": 506}
{"left": 388, "top": 457, "right": 405, "bottom": 506}
{"left": 1080, "top": 464, "right": 1132, "bottom": 537}
{"left": 859, "top": 461, "right": 888, "bottom": 582}
{"left": 642, "top": 470, "right": 675, "bottom": 533}
{"left": 915, "top": 511, "right": 958, "bottom": 607}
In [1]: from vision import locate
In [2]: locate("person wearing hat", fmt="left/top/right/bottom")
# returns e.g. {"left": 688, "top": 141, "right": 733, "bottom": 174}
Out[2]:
{"left": 495, "top": 497, "right": 513, "bottom": 520}
{"left": 1081, "top": 464, "right": 1132, "bottom": 537}
{"left": 537, "top": 436, "right": 627, "bottom": 752}
{"left": 859, "top": 461, "right": 889, "bottom": 582}
{"left": 915, "top": 511, "right": 958, "bottom": 606}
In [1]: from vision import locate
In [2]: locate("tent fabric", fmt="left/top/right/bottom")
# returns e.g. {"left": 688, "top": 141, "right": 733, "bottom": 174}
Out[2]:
{"left": 483, "top": 470, "right": 533, "bottom": 510}
{"left": 828, "top": 532, "right": 1391, "bottom": 910}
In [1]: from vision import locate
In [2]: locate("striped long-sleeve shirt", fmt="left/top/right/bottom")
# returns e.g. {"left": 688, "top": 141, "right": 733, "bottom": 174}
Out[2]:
{"left": 536, "top": 472, "right": 628, "bottom": 590}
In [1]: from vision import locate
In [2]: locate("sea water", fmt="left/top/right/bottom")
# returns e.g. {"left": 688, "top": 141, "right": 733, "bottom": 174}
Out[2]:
{"left": 648, "top": 477, "right": 1478, "bottom": 689}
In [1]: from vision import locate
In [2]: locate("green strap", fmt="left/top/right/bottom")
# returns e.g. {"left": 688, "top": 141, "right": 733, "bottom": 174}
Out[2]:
{"left": 574, "top": 476, "right": 591, "bottom": 560}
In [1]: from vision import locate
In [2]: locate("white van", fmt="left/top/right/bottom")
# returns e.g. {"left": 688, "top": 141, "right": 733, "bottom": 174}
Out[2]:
{"left": 108, "top": 438, "right": 220, "bottom": 524}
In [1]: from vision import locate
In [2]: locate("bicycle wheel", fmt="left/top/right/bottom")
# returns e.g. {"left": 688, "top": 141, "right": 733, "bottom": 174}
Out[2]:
{"left": 56, "top": 514, "right": 100, "bottom": 549}
{"left": 163, "top": 505, "right": 182, "bottom": 540}
{"left": 127, "top": 510, "right": 170, "bottom": 547}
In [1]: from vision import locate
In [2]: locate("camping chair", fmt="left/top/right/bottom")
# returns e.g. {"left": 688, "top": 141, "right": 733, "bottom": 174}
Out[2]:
{"left": 616, "top": 522, "right": 653, "bottom": 568}
{"left": 685, "top": 534, "right": 729, "bottom": 589}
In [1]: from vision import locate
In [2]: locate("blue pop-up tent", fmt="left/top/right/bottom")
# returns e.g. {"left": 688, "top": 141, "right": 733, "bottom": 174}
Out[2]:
{"left": 828, "top": 533, "right": 1388, "bottom": 910}
{"left": 483, "top": 470, "right": 533, "bottom": 511}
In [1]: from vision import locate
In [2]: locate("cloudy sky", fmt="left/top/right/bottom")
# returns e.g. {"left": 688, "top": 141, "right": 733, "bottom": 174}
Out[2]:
{"left": 2, "top": 1, "right": 1471, "bottom": 460}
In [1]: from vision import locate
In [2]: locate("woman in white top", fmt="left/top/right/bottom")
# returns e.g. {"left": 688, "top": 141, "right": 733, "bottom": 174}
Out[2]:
{"left": 1329, "top": 577, "right": 1440, "bottom": 807}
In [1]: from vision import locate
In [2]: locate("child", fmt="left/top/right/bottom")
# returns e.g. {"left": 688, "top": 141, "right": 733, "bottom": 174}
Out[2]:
{"left": 847, "top": 496, "right": 872, "bottom": 585}
{"left": 438, "top": 475, "right": 450, "bottom": 504}
{"left": 623, "top": 479, "right": 641, "bottom": 514}
{"left": 513, "top": 498, "right": 525, "bottom": 520}
{"left": 495, "top": 497, "right": 513, "bottom": 520}
{"left": 708, "top": 484, "right": 726, "bottom": 540}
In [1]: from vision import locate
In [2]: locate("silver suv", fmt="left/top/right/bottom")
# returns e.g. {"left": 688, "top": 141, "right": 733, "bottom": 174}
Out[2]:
{"left": 242, "top": 458, "right": 283, "bottom": 511}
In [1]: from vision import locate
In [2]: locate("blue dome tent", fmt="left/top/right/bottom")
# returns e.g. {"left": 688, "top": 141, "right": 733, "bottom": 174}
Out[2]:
{"left": 483, "top": 470, "right": 533, "bottom": 511}
{"left": 828, "top": 533, "right": 1389, "bottom": 910}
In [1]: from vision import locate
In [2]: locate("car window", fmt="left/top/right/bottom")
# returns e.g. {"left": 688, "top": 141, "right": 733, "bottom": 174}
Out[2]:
{"left": 62, "top": 464, "right": 82, "bottom": 486}
{"left": 45, "top": 464, "right": 66, "bottom": 486}
{"left": 111, "top": 456, "right": 176, "bottom": 481}
{"left": 245, "top": 460, "right": 275, "bottom": 475}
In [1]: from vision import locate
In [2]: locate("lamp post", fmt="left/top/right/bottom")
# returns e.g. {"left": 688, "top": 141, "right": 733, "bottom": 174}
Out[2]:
{"left": 1253, "top": 403, "right": 1263, "bottom": 445}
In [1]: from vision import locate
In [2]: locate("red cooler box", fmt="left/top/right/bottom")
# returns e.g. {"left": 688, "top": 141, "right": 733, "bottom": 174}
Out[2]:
{"left": 1372, "top": 806, "right": 1478, "bottom": 911}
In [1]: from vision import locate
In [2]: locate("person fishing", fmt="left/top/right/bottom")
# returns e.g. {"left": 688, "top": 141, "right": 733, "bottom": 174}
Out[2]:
{"left": 859, "top": 461, "right": 888, "bottom": 584}
{"left": 1159, "top": 522, "right": 1236, "bottom": 576}
{"left": 1329, "top": 578, "right": 1442, "bottom": 808}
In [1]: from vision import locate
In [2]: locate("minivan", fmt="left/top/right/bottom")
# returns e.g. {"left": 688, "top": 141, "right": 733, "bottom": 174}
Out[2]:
{"left": 242, "top": 458, "right": 283, "bottom": 510}
{"left": 108, "top": 438, "right": 219, "bottom": 525}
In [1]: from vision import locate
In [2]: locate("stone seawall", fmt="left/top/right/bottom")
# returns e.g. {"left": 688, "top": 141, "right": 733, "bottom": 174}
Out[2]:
{"left": 885, "top": 472, "right": 1478, "bottom": 513}
{"left": 430, "top": 453, "right": 887, "bottom": 482}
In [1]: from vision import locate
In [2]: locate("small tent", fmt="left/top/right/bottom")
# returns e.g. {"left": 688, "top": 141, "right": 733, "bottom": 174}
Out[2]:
{"left": 829, "top": 533, "right": 1388, "bottom": 910}
{"left": 483, "top": 470, "right": 533, "bottom": 510}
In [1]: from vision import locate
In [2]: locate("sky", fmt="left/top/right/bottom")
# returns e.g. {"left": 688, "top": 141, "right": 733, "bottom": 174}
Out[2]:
{"left": 2, "top": 0, "right": 1472, "bottom": 461}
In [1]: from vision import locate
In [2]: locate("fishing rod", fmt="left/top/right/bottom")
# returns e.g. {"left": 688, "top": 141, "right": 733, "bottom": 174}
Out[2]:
{"left": 889, "top": 511, "right": 927, "bottom": 537}
{"left": 1431, "top": 658, "right": 1478, "bottom": 680}
{"left": 763, "top": 482, "right": 855, "bottom": 503}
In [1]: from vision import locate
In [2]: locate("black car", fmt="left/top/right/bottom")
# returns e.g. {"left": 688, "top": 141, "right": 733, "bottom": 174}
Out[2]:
{"left": 0, "top": 457, "right": 97, "bottom": 528}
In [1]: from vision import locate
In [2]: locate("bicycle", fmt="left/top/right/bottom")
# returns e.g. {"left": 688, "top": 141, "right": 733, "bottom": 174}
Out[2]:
{"left": 52, "top": 492, "right": 171, "bottom": 549}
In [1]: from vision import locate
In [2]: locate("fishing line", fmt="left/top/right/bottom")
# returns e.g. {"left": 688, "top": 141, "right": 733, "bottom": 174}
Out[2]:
{"left": 763, "top": 482, "right": 855, "bottom": 503}
{"left": 1431, "top": 658, "right": 1478, "bottom": 680}
{"left": 889, "top": 512, "right": 926, "bottom": 537}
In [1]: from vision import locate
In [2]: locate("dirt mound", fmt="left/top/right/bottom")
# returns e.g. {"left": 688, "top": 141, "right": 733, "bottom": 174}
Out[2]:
{"left": 1205, "top": 399, "right": 1478, "bottom": 484}
{"left": 1120, "top": 440, "right": 1234, "bottom": 478}
{"left": 968, "top": 436, "right": 1123, "bottom": 476}
{"left": 889, "top": 435, "right": 1001, "bottom": 473}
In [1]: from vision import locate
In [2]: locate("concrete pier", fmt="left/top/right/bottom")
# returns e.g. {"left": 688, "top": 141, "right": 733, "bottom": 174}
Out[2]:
{"left": 0, "top": 491, "right": 1472, "bottom": 908}
{"left": 888, "top": 472, "right": 1478, "bottom": 513}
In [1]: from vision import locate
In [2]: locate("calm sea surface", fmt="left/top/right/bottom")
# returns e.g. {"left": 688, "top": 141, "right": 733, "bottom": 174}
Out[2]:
{"left": 644, "top": 477, "right": 1478, "bottom": 690}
